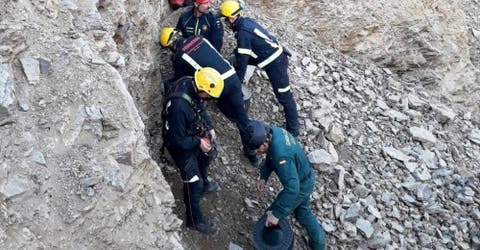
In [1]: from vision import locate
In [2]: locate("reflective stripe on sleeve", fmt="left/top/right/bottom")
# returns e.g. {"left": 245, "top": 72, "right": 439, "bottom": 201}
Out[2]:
{"left": 220, "top": 68, "right": 236, "bottom": 80}
{"left": 237, "top": 48, "right": 258, "bottom": 58}
{"left": 277, "top": 85, "right": 291, "bottom": 93}
{"left": 253, "top": 28, "right": 279, "bottom": 48}
{"left": 181, "top": 53, "right": 202, "bottom": 70}
{"left": 257, "top": 46, "right": 283, "bottom": 69}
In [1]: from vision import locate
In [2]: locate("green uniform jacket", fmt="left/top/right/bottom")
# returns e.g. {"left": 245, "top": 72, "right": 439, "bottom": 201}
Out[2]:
{"left": 260, "top": 127, "right": 314, "bottom": 219}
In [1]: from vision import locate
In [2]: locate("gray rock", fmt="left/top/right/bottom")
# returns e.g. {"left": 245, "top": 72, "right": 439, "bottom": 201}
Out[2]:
{"left": 32, "top": 151, "right": 46, "bottom": 166}
{"left": 308, "top": 149, "right": 337, "bottom": 165}
{"left": 356, "top": 218, "right": 374, "bottom": 238}
{"left": 404, "top": 162, "right": 418, "bottom": 172}
{"left": 408, "top": 127, "right": 437, "bottom": 143}
{"left": 384, "top": 109, "right": 409, "bottom": 121}
{"left": 365, "top": 195, "right": 376, "bottom": 207}
{"left": 18, "top": 100, "right": 29, "bottom": 112}
{"left": 322, "top": 221, "right": 336, "bottom": 232}
{"left": 367, "top": 205, "right": 382, "bottom": 219}
{"left": 307, "top": 86, "right": 321, "bottom": 95}
{"left": 343, "top": 221, "right": 357, "bottom": 236}
{"left": 301, "top": 57, "right": 311, "bottom": 66}
{"left": 20, "top": 58, "right": 40, "bottom": 84}
{"left": 368, "top": 231, "right": 392, "bottom": 248}
{"left": 472, "top": 28, "right": 480, "bottom": 40}
{"left": 383, "top": 146, "right": 411, "bottom": 162}
{"left": 0, "top": 64, "right": 15, "bottom": 119}
{"left": 229, "top": 242, "right": 243, "bottom": 250}
{"left": 334, "top": 165, "right": 345, "bottom": 190}
{"left": 414, "top": 166, "right": 432, "bottom": 181}
{"left": 467, "top": 129, "right": 480, "bottom": 145}
{"left": 345, "top": 202, "right": 362, "bottom": 221}
{"left": 354, "top": 185, "right": 370, "bottom": 198}
{"left": 418, "top": 150, "right": 436, "bottom": 169}
{"left": 366, "top": 121, "right": 379, "bottom": 132}
{"left": 79, "top": 176, "right": 103, "bottom": 188}
{"left": 402, "top": 194, "right": 417, "bottom": 203}
{"left": 381, "top": 192, "right": 394, "bottom": 203}
{"left": 326, "top": 124, "right": 345, "bottom": 145}
{"left": 326, "top": 142, "right": 339, "bottom": 162}
{"left": 37, "top": 58, "right": 51, "bottom": 76}
{"left": 376, "top": 99, "right": 390, "bottom": 110}
{"left": 407, "top": 94, "right": 428, "bottom": 110}
{"left": 306, "top": 62, "right": 318, "bottom": 73}
{"left": 390, "top": 221, "right": 405, "bottom": 233}
{"left": 431, "top": 104, "right": 456, "bottom": 123}
{"left": 418, "top": 232, "right": 432, "bottom": 246}
{"left": 416, "top": 184, "right": 433, "bottom": 201}
{"left": 0, "top": 175, "right": 31, "bottom": 198}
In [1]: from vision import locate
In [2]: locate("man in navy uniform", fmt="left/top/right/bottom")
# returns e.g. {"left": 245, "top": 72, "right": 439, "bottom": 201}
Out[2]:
{"left": 246, "top": 120, "right": 327, "bottom": 249}
{"left": 163, "top": 67, "right": 225, "bottom": 235}
{"left": 220, "top": 1, "right": 300, "bottom": 137}
{"left": 160, "top": 27, "right": 260, "bottom": 166}
{"left": 176, "top": 0, "right": 224, "bottom": 51}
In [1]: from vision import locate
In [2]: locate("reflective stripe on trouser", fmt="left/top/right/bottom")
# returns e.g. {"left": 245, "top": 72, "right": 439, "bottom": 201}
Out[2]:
{"left": 217, "top": 78, "right": 254, "bottom": 156}
{"left": 264, "top": 53, "right": 299, "bottom": 135}
{"left": 178, "top": 152, "right": 209, "bottom": 225}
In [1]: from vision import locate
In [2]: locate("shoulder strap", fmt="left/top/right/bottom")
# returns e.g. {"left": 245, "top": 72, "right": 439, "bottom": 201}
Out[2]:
{"left": 167, "top": 92, "right": 194, "bottom": 107}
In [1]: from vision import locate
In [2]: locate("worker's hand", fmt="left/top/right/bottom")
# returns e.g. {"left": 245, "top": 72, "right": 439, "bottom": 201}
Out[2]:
{"left": 257, "top": 179, "right": 265, "bottom": 192}
{"left": 209, "top": 129, "right": 216, "bottom": 141}
{"left": 265, "top": 210, "right": 279, "bottom": 227}
{"left": 199, "top": 137, "right": 212, "bottom": 153}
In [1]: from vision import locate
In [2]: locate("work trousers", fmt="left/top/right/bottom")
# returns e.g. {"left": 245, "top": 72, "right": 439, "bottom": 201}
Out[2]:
{"left": 218, "top": 78, "right": 255, "bottom": 157}
{"left": 263, "top": 53, "right": 299, "bottom": 136}
{"left": 270, "top": 174, "right": 326, "bottom": 250}
{"left": 169, "top": 149, "right": 211, "bottom": 225}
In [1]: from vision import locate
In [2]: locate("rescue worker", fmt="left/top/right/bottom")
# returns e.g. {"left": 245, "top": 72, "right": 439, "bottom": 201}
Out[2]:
{"left": 246, "top": 120, "right": 327, "bottom": 249}
{"left": 176, "top": 0, "right": 224, "bottom": 51}
{"left": 160, "top": 27, "right": 259, "bottom": 166}
{"left": 163, "top": 67, "right": 225, "bottom": 235}
{"left": 220, "top": 0, "right": 300, "bottom": 137}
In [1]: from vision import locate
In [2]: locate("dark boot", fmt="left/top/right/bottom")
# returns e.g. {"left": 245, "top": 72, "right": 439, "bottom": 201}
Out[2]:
{"left": 202, "top": 180, "right": 219, "bottom": 196}
{"left": 187, "top": 220, "right": 218, "bottom": 235}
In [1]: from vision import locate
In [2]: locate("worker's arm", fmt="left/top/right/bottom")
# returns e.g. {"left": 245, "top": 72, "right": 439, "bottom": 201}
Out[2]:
{"left": 259, "top": 156, "right": 273, "bottom": 182}
{"left": 208, "top": 14, "right": 224, "bottom": 51}
{"left": 269, "top": 157, "right": 300, "bottom": 219}
{"left": 234, "top": 31, "right": 253, "bottom": 81}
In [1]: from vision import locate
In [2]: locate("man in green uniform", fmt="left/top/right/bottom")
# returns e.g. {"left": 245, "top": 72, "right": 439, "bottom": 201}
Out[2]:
{"left": 246, "top": 120, "right": 326, "bottom": 250}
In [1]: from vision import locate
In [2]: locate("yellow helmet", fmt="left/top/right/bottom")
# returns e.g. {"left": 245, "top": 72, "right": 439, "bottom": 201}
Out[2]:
{"left": 159, "top": 27, "right": 178, "bottom": 47}
{"left": 220, "top": 0, "right": 244, "bottom": 18}
{"left": 194, "top": 67, "right": 224, "bottom": 98}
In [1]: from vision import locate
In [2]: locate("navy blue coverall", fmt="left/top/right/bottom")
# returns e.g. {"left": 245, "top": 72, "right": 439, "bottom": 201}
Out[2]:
{"left": 172, "top": 35, "right": 256, "bottom": 159}
{"left": 163, "top": 77, "right": 214, "bottom": 226}
{"left": 176, "top": 6, "right": 224, "bottom": 51}
{"left": 231, "top": 17, "right": 300, "bottom": 136}
{"left": 260, "top": 127, "right": 326, "bottom": 250}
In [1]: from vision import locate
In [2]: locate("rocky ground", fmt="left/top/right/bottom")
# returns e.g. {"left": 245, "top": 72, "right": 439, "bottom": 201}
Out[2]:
{"left": 148, "top": 1, "right": 480, "bottom": 249}
{"left": 1, "top": 0, "right": 479, "bottom": 249}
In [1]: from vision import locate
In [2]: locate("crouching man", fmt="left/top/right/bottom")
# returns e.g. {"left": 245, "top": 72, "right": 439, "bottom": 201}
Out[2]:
{"left": 246, "top": 120, "right": 327, "bottom": 249}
